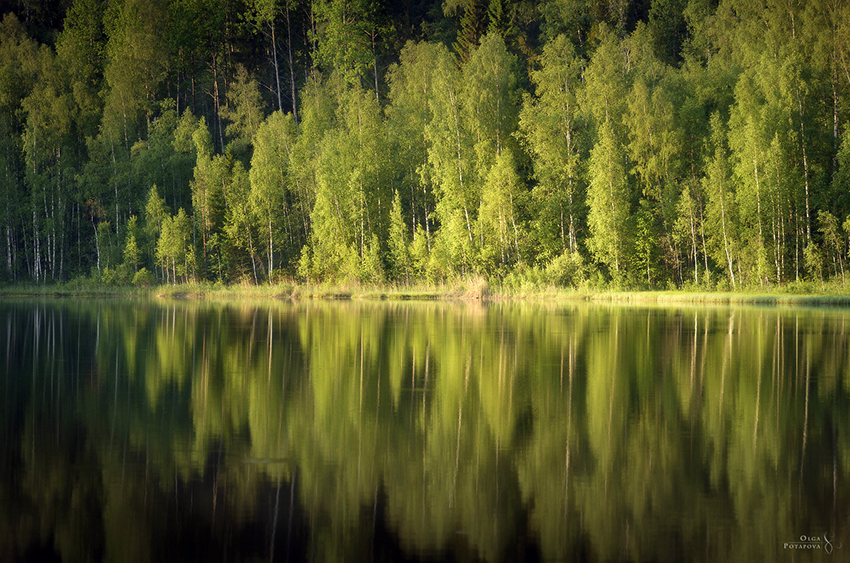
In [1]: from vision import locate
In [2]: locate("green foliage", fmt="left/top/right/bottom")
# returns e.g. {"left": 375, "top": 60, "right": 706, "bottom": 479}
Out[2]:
{"left": 386, "top": 41, "right": 446, "bottom": 256}
{"left": 648, "top": 0, "right": 687, "bottom": 63}
{"left": 478, "top": 148, "right": 526, "bottom": 269}
{"left": 409, "top": 226, "right": 431, "bottom": 280}
{"left": 545, "top": 249, "right": 586, "bottom": 286}
{"left": 132, "top": 106, "right": 198, "bottom": 211}
{"left": 520, "top": 34, "right": 586, "bottom": 259}
{"left": 314, "top": 0, "right": 375, "bottom": 85}
{"left": 100, "top": 265, "right": 119, "bottom": 285}
{"left": 96, "top": 221, "right": 117, "bottom": 271}
{"left": 632, "top": 199, "right": 658, "bottom": 285}
{"left": 222, "top": 161, "right": 261, "bottom": 283}
{"left": 144, "top": 186, "right": 170, "bottom": 270}
{"left": 301, "top": 82, "right": 389, "bottom": 284}
{"left": 835, "top": 128, "right": 850, "bottom": 203}
{"left": 123, "top": 216, "right": 142, "bottom": 271}
{"left": 249, "top": 110, "right": 302, "bottom": 277}
{"left": 0, "top": 0, "right": 849, "bottom": 291}
{"left": 703, "top": 113, "right": 738, "bottom": 287}
{"left": 101, "top": 0, "right": 169, "bottom": 147}
{"left": 451, "top": 0, "right": 487, "bottom": 64}
{"left": 818, "top": 210, "right": 844, "bottom": 273}
{"left": 422, "top": 42, "right": 475, "bottom": 277}
{"left": 672, "top": 179, "right": 707, "bottom": 285}
{"left": 222, "top": 65, "right": 265, "bottom": 162}
{"left": 388, "top": 190, "right": 411, "bottom": 282}
{"left": 131, "top": 267, "right": 154, "bottom": 286}
{"left": 462, "top": 33, "right": 519, "bottom": 165}
{"left": 189, "top": 118, "right": 227, "bottom": 278}
{"left": 804, "top": 242, "right": 823, "bottom": 285}
{"left": 156, "top": 207, "right": 196, "bottom": 283}
{"left": 360, "top": 234, "right": 385, "bottom": 284}
{"left": 587, "top": 119, "right": 631, "bottom": 276}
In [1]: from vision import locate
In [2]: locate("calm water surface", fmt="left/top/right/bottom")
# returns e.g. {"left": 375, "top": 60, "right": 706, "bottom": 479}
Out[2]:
{"left": 1, "top": 299, "right": 848, "bottom": 562}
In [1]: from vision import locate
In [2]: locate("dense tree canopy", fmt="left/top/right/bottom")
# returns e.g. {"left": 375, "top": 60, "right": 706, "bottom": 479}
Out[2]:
{"left": 2, "top": 0, "right": 850, "bottom": 288}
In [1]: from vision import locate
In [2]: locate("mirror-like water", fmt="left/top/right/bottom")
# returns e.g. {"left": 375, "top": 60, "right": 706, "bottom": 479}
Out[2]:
{"left": 1, "top": 299, "right": 848, "bottom": 562}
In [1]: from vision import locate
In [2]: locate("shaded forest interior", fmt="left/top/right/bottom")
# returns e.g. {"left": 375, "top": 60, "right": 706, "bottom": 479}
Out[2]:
{"left": 2, "top": 0, "right": 850, "bottom": 289}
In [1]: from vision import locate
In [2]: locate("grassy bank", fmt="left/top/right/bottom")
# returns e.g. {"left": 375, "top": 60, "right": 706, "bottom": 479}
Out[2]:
{"left": 583, "top": 290, "right": 850, "bottom": 306}
{"left": 1, "top": 278, "right": 849, "bottom": 306}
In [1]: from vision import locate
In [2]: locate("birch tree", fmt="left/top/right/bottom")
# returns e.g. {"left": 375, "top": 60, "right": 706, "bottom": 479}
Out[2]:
{"left": 519, "top": 34, "right": 586, "bottom": 260}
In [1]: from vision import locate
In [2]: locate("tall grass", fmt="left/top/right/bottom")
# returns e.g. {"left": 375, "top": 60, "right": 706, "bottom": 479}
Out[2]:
{"left": 1, "top": 276, "right": 848, "bottom": 305}
{"left": 0, "top": 283, "right": 149, "bottom": 297}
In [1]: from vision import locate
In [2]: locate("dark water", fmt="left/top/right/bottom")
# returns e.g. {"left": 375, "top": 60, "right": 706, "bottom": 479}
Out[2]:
{"left": 1, "top": 298, "right": 849, "bottom": 562}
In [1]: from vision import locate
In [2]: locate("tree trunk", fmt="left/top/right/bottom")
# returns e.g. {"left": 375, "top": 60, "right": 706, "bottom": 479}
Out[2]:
{"left": 268, "top": 217, "right": 274, "bottom": 278}
{"left": 607, "top": 149, "right": 619, "bottom": 273}
{"left": 271, "top": 22, "right": 283, "bottom": 112}
{"left": 796, "top": 87, "right": 812, "bottom": 244}
{"left": 93, "top": 220, "right": 101, "bottom": 275}
{"left": 689, "top": 203, "right": 698, "bottom": 285}
{"left": 449, "top": 87, "right": 473, "bottom": 245}
{"left": 33, "top": 210, "right": 40, "bottom": 283}
{"left": 212, "top": 57, "right": 225, "bottom": 151}
{"left": 719, "top": 188, "right": 735, "bottom": 287}
{"left": 286, "top": 1, "right": 298, "bottom": 123}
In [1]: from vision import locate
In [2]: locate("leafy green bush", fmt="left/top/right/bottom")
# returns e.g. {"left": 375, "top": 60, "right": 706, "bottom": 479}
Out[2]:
{"left": 546, "top": 250, "right": 586, "bottom": 287}
{"left": 101, "top": 267, "right": 118, "bottom": 286}
{"left": 132, "top": 268, "right": 155, "bottom": 287}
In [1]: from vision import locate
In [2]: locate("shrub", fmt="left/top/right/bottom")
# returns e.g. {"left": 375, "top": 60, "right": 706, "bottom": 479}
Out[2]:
{"left": 101, "top": 267, "right": 118, "bottom": 286}
{"left": 132, "top": 268, "right": 155, "bottom": 287}
{"left": 546, "top": 250, "right": 586, "bottom": 287}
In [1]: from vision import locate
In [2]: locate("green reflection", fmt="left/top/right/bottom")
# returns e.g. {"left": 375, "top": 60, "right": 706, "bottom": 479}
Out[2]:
{"left": 1, "top": 299, "right": 848, "bottom": 562}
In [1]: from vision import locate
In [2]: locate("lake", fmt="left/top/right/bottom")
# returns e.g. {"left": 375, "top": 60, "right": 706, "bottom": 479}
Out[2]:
{"left": 1, "top": 298, "right": 848, "bottom": 562}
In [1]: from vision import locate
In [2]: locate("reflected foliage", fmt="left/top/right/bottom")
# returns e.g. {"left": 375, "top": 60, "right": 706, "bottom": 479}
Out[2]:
{"left": 1, "top": 300, "right": 849, "bottom": 561}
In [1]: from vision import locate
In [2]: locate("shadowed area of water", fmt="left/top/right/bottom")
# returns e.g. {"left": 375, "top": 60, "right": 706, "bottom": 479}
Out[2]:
{"left": 1, "top": 298, "right": 848, "bottom": 562}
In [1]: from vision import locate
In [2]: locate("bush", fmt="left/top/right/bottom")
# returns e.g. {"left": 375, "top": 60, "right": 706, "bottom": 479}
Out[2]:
{"left": 64, "top": 275, "right": 90, "bottom": 290}
{"left": 359, "top": 235, "right": 385, "bottom": 284}
{"left": 804, "top": 243, "right": 824, "bottom": 285}
{"left": 409, "top": 227, "right": 430, "bottom": 280}
{"left": 101, "top": 267, "right": 118, "bottom": 286}
{"left": 501, "top": 264, "right": 546, "bottom": 291}
{"left": 132, "top": 268, "right": 155, "bottom": 287}
{"left": 546, "top": 250, "right": 586, "bottom": 287}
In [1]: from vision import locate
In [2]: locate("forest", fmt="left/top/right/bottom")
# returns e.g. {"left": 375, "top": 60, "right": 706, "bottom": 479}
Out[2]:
{"left": 1, "top": 0, "right": 850, "bottom": 289}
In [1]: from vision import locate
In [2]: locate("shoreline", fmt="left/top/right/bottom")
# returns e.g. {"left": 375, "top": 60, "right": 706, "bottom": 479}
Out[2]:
{"left": 2, "top": 282, "right": 850, "bottom": 306}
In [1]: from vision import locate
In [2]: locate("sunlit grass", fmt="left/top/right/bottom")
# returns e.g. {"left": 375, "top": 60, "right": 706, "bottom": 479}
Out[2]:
{"left": 0, "top": 283, "right": 148, "bottom": 297}
{"left": 294, "top": 275, "right": 491, "bottom": 300}
{"left": 1, "top": 276, "right": 849, "bottom": 305}
{"left": 583, "top": 291, "right": 850, "bottom": 306}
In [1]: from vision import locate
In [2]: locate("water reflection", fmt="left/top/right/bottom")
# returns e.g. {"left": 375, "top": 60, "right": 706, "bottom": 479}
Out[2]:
{"left": 1, "top": 299, "right": 848, "bottom": 561}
